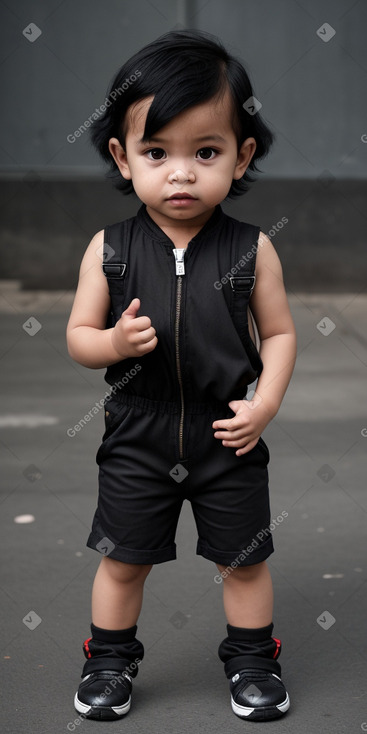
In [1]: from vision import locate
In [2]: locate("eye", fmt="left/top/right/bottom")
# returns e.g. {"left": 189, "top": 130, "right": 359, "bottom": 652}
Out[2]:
{"left": 146, "top": 148, "right": 166, "bottom": 160}
{"left": 197, "top": 147, "right": 217, "bottom": 160}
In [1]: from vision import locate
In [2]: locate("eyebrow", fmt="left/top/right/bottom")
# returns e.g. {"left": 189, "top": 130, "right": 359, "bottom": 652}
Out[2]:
{"left": 137, "top": 133, "right": 227, "bottom": 145}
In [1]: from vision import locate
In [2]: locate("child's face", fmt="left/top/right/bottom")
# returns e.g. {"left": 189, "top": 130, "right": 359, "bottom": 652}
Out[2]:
{"left": 109, "top": 89, "right": 256, "bottom": 226}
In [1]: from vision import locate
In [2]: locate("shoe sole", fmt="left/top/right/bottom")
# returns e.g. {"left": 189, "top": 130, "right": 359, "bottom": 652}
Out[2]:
{"left": 231, "top": 692, "right": 290, "bottom": 721}
{"left": 74, "top": 692, "right": 131, "bottom": 720}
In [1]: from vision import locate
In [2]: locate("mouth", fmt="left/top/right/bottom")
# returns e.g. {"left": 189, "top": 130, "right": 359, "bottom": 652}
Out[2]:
{"left": 167, "top": 193, "right": 196, "bottom": 200}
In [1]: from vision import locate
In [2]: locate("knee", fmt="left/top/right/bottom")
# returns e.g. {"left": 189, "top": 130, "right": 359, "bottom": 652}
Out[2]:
{"left": 101, "top": 557, "right": 153, "bottom": 584}
{"left": 216, "top": 560, "right": 267, "bottom": 582}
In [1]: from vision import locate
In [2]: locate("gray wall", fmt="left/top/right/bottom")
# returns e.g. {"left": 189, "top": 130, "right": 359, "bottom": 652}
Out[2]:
{"left": 1, "top": 0, "right": 367, "bottom": 289}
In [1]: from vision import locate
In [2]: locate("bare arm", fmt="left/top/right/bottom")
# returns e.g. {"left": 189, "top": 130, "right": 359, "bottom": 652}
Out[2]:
{"left": 250, "top": 232, "right": 297, "bottom": 418}
{"left": 66, "top": 230, "right": 157, "bottom": 368}
{"left": 212, "top": 232, "right": 297, "bottom": 455}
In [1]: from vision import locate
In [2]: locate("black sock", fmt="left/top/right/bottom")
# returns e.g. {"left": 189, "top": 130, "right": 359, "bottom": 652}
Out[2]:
{"left": 90, "top": 623, "right": 138, "bottom": 643}
{"left": 218, "top": 623, "right": 282, "bottom": 678}
{"left": 82, "top": 623, "right": 144, "bottom": 678}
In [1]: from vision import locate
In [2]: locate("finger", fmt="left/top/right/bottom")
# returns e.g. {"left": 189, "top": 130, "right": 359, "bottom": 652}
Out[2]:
{"left": 133, "top": 315, "right": 153, "bottom": 332}
{"left": 212, "top": 418, "right": 233, "bottom": 430}
{"left": 132, "top": 327, "right": 157, "bottom": 345}
{"left": 214, "top": 428, "right": 248, "bottom": 441}
{"left": 123, "top": 297, "right": 140, "bottom": 318}
{"left": 228, "top": 399, "right": 243, "bottom": 412}
{"left": 213, "top": 418, "right": 249, "bottom": 434}
{"left": 213, "top": 415, "right": 251, "bottom": 431}
{"left": 136, "top": 335, "right": 158, "bottom": 353}
{"left": 235, "top": 439, "right": 259, "bottom": 457}
{"left": 141, "top": 331, "right": 158, "bottom": 346}
{"left": 221, "top": 437, "right": 249, "bottom": 447}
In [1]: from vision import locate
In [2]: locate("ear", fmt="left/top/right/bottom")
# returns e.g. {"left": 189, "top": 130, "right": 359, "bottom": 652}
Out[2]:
{"left": 108, "top": 137, "right": 132, "bottom": 180}
{"left": 233, "top": 137, "right": 257, "bottom": 180}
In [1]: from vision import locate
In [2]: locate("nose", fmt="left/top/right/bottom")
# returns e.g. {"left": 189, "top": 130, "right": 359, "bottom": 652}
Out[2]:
{"left": 168, "top": 168, "right": 196, "bottom": 188}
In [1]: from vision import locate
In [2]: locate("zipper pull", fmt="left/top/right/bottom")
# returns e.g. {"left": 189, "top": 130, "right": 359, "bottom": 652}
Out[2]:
{"left": 173, "top": 248, "right": 186, "bottom": 276}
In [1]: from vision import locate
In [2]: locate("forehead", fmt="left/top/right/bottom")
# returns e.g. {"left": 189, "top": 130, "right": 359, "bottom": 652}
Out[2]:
{"left": 125, "top": 89, "right": 235, "bottom": 139}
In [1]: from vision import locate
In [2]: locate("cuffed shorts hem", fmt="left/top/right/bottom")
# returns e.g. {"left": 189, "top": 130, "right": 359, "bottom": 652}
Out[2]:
{"left": 86, "top": 532, "right": 177, "bottom": 565}
{"left": 196, "top": 535, "right": 274, "bottom": 566}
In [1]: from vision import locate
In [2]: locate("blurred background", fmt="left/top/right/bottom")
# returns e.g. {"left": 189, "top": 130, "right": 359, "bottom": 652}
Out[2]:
{"left": 1, "top": 4, "right": 367, "bottom": 732}
{"left": 1, "top": 0, "right": 366, "bottom": 290}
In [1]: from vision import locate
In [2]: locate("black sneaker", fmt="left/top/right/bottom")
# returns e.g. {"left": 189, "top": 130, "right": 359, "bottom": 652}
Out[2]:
{"left": 229, "top": 668, "right": 290, "bottom": 721}
{"left": 74, "top": 670, "right": 132, "bottom": 720}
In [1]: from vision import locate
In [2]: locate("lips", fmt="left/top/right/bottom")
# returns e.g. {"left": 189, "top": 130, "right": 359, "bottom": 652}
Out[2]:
{"left": 167, "top": 193, "right": 195, "bottom": 200}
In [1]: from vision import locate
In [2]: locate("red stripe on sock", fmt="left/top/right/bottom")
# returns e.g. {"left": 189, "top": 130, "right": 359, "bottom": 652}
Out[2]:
{"left": 83, "top": 636, "right": 92, "bottom": 659}
{"left": 272, "top": 637, "right": 281, "bottom": 659}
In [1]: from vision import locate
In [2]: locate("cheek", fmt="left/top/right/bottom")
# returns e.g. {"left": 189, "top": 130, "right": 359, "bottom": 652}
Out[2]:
{"left": 206, "top": 162, "right": 235, "bottom": 185}
{"left": 135, "top": 161, "right": 163, "bottom": 180}
{"left": 130, "top": 164, "right": 163, "bottom": 200}
{"left": 127, "top": 160, "right": 149, "bottom": 187}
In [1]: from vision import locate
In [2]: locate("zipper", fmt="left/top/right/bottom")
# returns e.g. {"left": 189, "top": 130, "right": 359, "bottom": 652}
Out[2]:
{"left": 173, "top": 248, "right": 186, "bottom": 460}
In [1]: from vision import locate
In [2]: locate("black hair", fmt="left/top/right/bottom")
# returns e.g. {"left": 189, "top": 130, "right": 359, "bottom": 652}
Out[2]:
{"left": 90, "top": 29, "right": 274, "bottom": 197}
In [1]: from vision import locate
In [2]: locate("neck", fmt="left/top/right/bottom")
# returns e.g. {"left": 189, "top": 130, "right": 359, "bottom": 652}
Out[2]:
{"left": 146, "top": 205, "right": 216, "bottom": 247}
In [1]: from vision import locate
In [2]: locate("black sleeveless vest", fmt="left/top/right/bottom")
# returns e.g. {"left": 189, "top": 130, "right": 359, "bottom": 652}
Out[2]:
{"left": 102, "top": 204, "right": 263, "bottom": 403}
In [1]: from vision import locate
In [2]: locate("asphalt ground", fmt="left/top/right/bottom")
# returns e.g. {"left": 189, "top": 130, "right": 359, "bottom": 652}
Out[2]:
{"left": 1, "top": 282, "right": 367, "bottom": 734}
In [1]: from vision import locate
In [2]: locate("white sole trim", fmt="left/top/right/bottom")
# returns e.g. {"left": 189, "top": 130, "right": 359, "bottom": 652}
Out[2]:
{"left": 231, "top": 697, "right": 254, "bottom": 717}
{"left": 74, "top": 693, "right": 91, "bottom": 715}
{"left": 276, "top": 693, "right": 290, "bottom": 712}
{"left": 231, "top": 692, "right": 290, "bottom": 717}
{"left": 74, "top": 693, "right": 131, "bottom": 717}
{"left": 112, "top": 699, "right": 131, "bottom": 714}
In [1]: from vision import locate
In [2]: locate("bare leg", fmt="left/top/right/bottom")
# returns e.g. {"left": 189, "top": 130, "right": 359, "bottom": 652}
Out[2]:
{"left": 216, "top": 561, "right": 273, "bottom": 628}
{"left": 91, "top": 556, "right": 152, "bottom": 629}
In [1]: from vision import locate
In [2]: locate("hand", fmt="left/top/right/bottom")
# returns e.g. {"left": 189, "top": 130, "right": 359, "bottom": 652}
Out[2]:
{"left": 212, "top": 394, "right": 271, "bottom": 457}
{"left": 111, "top": 297, "right": 158, "bottom": 359}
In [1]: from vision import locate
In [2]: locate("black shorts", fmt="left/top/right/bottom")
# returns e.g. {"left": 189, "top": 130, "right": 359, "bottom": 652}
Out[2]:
{"left": 87, "top": 392, "right": 274, "bottom": 566}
